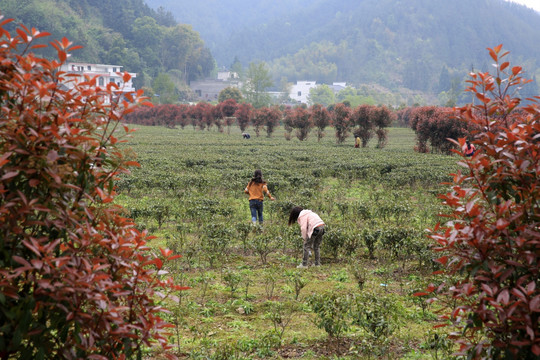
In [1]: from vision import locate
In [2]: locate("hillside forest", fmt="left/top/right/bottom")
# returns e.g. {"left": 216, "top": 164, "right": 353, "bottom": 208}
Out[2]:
{"left": 146, "top": 0, "right": 540, "bottom": 103}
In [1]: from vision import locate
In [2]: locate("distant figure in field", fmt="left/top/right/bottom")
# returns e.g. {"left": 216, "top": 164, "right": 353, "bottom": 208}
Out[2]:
{"left": 244, "top": 169, "right": 274, "bottom": 224}
{"left": 355, "top": 136, "right": 361, "bottom": 148}
{"left": 288, "top": 206, "right": 325, "bottom": 268}
{"left": 463, "top": 140, "right": 476, "bottom": 157}
{"left": 242, "top": 132, "right": 251, "bottom": 139}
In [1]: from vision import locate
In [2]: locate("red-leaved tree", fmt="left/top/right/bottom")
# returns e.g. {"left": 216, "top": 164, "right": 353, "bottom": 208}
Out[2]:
{"left": 311, "top": 104, "right": 331, "bottom": 142}
{"left": 352, "top": 104, "right": 373, "bottom": 147}
{"left": 332, "top": 103, "right": 352, "bottom": 144}
{"left": 0, "top": 19, "right": 185, "bottom": 359}
{"left": 421, "top": 45, "right": 539, "bottom": 359}
{"left": 290, "top": 106, "right": 312, "bottom": 141}
{"left": 220, "top": 98, "right": 238, "bottom": 134}
{"left": 234, "top": 103, "right": 253, "bottom": 132}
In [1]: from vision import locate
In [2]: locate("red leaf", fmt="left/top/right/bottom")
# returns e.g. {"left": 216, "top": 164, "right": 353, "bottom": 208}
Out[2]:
{"left": 0, "top": 152, "right": 12, "bottom": 167}
{"left": 1, "top": 170, "right": 19, "bottom": 180}
{"left": 413, "top": 292, "right": 428, "bottom": 297}
{"left": 526, "top": 281, "right": 535, "bottom": 295}
{"left": 436, "top": 255, "right": 448, "bottom": 265}
{"left": 16, "top": 28, "right": 28, "bottom": 42}
{"left": 160, "top": 248, "right": 173, "bottom": 258}
{"left": 496, "top": 289, "right": 509, "bottom": 306}
{"left": 529, "top": 295, "right": 540, "bottom": 312}
{"left": 496, "top": 218, "right": 509, "bottom": 230}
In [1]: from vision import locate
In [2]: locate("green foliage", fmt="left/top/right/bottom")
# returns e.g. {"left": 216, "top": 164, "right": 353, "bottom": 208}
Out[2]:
{"left": 152, "top": 72, "right": 177, "bottom": 104}
{"left": 308, "top": 84, "right": 335, "bottom": 106}
{"left": 243, "top": 62, "right": 273, "bottom": 108}
{"left": 218, "top": 86, "right": 243, "bottom": 103}
{"left": 307, "top": 293, "right": 351, "bottom": 339}
{"left": 351, "top": 292, "right": 401, "bottom": 356}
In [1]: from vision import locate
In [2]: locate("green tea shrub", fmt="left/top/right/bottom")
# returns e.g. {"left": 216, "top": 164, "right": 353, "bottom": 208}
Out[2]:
{"left": 322, "top": 227, "right": 350, "bottom": 259}
{"left": 307, "top": 293, "right": 352, "bottom": 339}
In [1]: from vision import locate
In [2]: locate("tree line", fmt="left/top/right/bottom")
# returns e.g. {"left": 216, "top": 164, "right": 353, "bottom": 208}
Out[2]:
{"left": 124, "top": 100, "right": 477, "bottom": 154}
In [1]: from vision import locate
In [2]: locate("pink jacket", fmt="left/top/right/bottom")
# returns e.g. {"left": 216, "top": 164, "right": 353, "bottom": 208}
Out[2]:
{"left": 297, "top": 210, "right": 325, "bottom": 241}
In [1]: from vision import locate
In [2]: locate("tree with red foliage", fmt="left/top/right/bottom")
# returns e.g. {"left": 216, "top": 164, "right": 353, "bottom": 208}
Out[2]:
{"left": 211, "top": 104, "right": 224, "bottom": 132}
{"left": 421, "top": 45, "right": 540, "bottom": 359}
{"left": 371, "top": 105, "right": 395, "bottom": 149}
{"left": 409, "top": 106, "right": 442, "bottom": 153}
{"left": 176, "top": 104, "right": 190, "bottom": 129}
{"left": 410, "top": 106, "right": 472, "bottom": 154}
{"left": 220, "top": 99, "right": 238, "bottom": 134}
{"left": 264, "top": 106, "right": 282, "bottom": 137}
{"left": 332, "top": 103, "right": 352, "bottom": 144}
{"left": 282, "top": 106, "right": 294, "bottom": 141}
{"left": 311, "top": 104, "right": 331, "bottom": 142}
{"left": 0, "top": 19, "right": 185, "bottom": 359}
{"left": 234, "top": 103, "right": 253, "bottom": 132}
{"left": 352, "top": 104, "right": 374, "bottom": 147}
{"left": 190, "top": 102, "right": 211, "bottom": 131}
{"left": 290, "top": 106, "right": 312, "bottom": 141}
{"left": 251, "top": 106, "right": 280, "bottom": 137}
{"left": 156, "top": 104, "right": 178, "bottom": 128}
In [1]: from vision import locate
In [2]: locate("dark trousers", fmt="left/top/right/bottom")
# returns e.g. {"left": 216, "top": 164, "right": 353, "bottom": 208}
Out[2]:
{"left": 302, "top": 226, "right": 325, "bottom": 266}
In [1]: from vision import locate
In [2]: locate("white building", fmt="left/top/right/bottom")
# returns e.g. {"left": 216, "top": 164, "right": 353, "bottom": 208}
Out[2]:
{"left": 217, "top": 71, "right": 239, "bottom": 81}
{"left": 59, "top": 62, "right": 136, "bottom": 103}
{"left": 289, "top": 81, "right": 317, "bottom": 104}
{"left": 330, "top": 82, "right": 347, "bottom": 94}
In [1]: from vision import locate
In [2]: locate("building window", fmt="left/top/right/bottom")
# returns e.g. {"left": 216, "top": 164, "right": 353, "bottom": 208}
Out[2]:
{"left": 112, "top": 67, "right": 117, "bottom": 73}
{"left": 196, "top": 90, "right": 201, "bottom": 97}
{"left": 87, "top": 65, "right": 91, "bottom": 70}
{"left": 297, "top": 91, "right": 302, "bottom": 96}
{"left": 99, "top": 77, "right": 104, "bottom": 86}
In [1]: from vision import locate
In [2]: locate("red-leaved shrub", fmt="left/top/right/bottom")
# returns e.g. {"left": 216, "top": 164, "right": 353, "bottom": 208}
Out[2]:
{"left": 0, "top": 19, "right": 185, "bottom": 359}
{"left": 422, "top": 45, "right": 539, "bottom": 359}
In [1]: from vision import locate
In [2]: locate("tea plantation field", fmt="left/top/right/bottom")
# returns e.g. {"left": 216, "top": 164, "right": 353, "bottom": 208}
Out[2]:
{"left": 116, "top": 125, "right": 461, "bottom": 359}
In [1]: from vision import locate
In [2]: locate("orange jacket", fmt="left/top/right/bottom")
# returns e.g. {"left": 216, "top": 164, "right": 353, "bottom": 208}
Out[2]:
{"left": 464, "top": 143, "right": 476, "bottom": 156}
{"left": 244, "top": 181, "right": 274, "bottom": 201}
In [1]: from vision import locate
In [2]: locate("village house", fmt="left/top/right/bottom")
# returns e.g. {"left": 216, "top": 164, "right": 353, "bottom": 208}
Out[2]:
{"left": 189, "top": 71, "right": 241, "bottom": 101}
{"left": 289, "top": 81, "right": 351, "bottom": 104}
{"left": 59, "top": 62, "right": 136, "bottom": 104}
{"left": 289, "top": 81, "right": 317, "bottom": 104}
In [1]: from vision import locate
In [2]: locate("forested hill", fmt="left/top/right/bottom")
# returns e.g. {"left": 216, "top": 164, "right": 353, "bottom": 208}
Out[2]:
{"left": 0, "top": 0, "right": 215, "bottom": 89}
{"left": 145, "top": 0, "right": 540, "bottom": 95}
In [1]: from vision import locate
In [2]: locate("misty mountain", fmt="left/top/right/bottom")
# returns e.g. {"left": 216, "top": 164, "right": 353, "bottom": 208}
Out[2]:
{"left": 145, "top": 0, "right": 540, "bottom": 96}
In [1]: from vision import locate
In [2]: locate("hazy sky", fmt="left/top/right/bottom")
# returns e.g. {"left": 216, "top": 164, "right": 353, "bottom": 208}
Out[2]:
{"left": 504, "top": 0, "right": 540, "bottom": 12}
